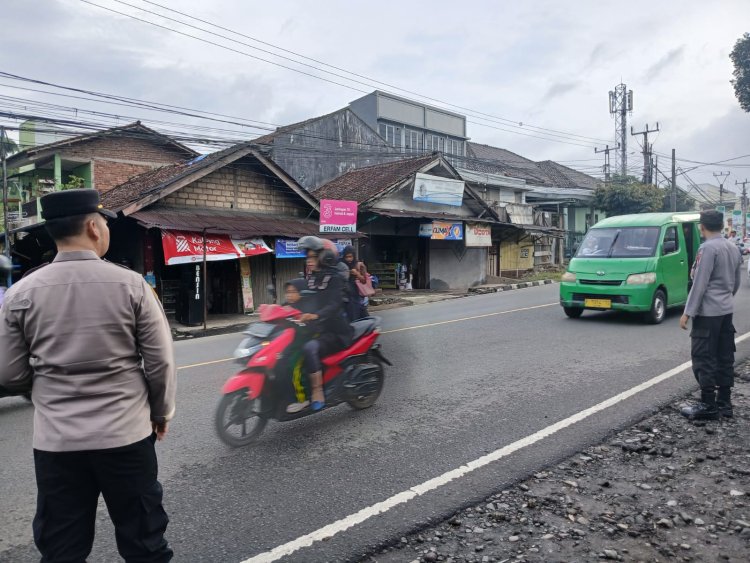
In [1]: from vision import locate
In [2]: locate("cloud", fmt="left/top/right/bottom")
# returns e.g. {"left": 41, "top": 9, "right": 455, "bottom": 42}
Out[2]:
{"left": 644, "top": 46, "right": 685, "bottom": 81}
{"left": 541, "top": 80, "right": 581, "bottom": 102}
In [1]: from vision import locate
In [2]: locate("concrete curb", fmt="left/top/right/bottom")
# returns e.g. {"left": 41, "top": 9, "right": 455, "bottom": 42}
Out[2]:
{"left": 468, "top": 278, "right": 557, "bottom": 295}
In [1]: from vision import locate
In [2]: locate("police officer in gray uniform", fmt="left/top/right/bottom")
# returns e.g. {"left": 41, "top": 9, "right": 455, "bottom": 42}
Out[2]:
{"left": 680, "top": 210, "right": 743, "bottom": 420}
{"left": 0, "top": 189, "right": 176, "bottom": 562}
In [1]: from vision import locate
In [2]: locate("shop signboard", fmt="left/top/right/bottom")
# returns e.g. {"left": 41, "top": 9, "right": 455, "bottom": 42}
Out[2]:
{"left": 275, "top": 238, "right": 353, "bottom": 258}
{"left": 320, "top": 199, "right": 358, "bottom": 233}
{"left": 431, "top": 221, "right": 464, "bottom": 240}
{"left": 419, "top": 223, "right": 433, "bottom": 237}
{"left": 746, "top": 212, "right": 750, "bottom": 231}
{"left": 413, "top": 173, "right": 465, "bottom": 207}
{"left": 161, "top": 230, "right": 271, "bottom": 265}
{"left": 465, "top": 223, "right": 492, "bottom": 247}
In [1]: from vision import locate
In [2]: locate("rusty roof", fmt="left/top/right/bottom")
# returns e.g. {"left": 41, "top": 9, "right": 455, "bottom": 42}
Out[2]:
{"left": 313, "top": 153, "right": 439, "bottom": 202}
{"left": 130, "top": 206, "right": 346, "bottom": 238}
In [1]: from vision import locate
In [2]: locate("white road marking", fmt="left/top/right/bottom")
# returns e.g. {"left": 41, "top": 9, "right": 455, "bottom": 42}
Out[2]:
{"left": 240, "top": 330, "right": 750, "bottom": 563}
{"left": 176, "top": 303, "right": 557, "bottom": 370}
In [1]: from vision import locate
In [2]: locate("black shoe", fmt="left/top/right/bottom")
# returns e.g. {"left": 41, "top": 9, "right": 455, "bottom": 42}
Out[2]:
{"left": 680, "top": 402, "right": 719, "bottom": 420}
{"left": 717, "top": 401, "right": 733, "bottom": 418}
{"left": 717, "top": 387, "right": 733, "bottom": 418}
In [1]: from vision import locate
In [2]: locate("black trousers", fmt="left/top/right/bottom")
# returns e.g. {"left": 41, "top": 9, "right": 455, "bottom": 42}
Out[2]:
{"left": 33, "top": 434, "right": 173, "bottom": 563}
{"left": 690, "top": 314, "right": 736, "bottom": 391}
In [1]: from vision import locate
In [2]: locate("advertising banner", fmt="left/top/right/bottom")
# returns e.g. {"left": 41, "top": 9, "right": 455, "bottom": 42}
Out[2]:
{"left": 413, "top": 173, "right": 465, "bottom": 207}
{"left": 239, "top": 257, "right": 254, "bottom": 313}
{"left": 732, "top": 209, "right": 743, "bottom": 232}
{"left": 320, "top": 199, "right": 358, "bottom": 233}
{"left": 431, "top": 221, "right": 464, "bottom": 240}
{"left": 465, "top": 223, "right": 492, "bottom": 247}
{"left": 161, "top": 230, "right": 271, "bottom": 265}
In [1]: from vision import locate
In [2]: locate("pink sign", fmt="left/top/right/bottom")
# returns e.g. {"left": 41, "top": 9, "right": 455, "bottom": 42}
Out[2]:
{"left": 320, "top": 199, "right": 357, "bottom": 234}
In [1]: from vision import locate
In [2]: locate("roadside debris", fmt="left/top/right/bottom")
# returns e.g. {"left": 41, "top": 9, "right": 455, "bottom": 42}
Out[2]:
{"left": 364, "top": 364, "right": 750, "bottom": 563}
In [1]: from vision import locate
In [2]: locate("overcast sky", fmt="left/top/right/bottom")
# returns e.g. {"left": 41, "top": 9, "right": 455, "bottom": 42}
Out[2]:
{"left": 2, "top": 0, "right": 749, "bottom": 189}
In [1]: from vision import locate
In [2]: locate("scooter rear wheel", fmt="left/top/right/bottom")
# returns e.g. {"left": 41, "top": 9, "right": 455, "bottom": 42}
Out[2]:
{"left": 215, "top": 392, "right": 268, "bottom": 447}
{"left": 346, "top": 360, "right": 385, "bottom": 410}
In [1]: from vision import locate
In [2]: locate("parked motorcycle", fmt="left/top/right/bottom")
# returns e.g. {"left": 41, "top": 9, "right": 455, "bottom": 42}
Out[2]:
{"left": 215, "top": 299, "right": 391, "bottom": 447}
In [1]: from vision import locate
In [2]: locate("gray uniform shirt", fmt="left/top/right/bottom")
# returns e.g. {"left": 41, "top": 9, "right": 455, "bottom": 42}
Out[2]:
{"left": 0, "top": 250, "right": 176, "bottom": 452}
{"left": 684, "top": 234, "right": 742, "bottom": 318}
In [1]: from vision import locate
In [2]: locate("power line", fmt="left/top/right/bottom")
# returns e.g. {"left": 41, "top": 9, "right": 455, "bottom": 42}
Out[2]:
{"left": 79, "top": 0, "right": 610, "bottom": 148}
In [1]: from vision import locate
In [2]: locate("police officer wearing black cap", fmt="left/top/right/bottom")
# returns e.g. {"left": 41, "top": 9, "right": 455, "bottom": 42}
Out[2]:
{"left": 0, "top": 189, "right": 176, "bottom": 562}
{"left": 680, "top": 210, "right": 743, "bottom": 420}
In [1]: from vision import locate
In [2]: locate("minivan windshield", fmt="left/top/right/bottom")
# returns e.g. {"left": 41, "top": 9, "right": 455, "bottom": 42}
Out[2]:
{"left": 575, "top": 227, "right": 661, "bottom": 258}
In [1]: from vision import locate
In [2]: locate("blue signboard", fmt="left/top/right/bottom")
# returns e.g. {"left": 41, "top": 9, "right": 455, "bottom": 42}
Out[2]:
{"left": 276, "top": 238, "right": 353, "bottom": 258}
{"left": 275, "top": 239, "right": 306, "bottom": 259}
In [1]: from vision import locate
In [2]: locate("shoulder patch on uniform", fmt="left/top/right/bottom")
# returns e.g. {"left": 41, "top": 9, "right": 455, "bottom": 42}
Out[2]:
{"left": 8, "top": 298, "right": 31, "bottom": 311}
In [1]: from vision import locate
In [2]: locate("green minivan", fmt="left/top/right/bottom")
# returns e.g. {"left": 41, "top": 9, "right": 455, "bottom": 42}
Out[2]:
{"left": 560, "top": 212, "right": 701, "bottom": 324}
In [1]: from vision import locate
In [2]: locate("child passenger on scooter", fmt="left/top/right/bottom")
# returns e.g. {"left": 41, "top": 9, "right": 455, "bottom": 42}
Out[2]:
{"left": 283, "top": 279, "right": 316, "bottom": 313}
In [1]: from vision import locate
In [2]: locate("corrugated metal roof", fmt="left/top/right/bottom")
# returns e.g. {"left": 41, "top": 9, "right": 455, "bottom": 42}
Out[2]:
{"left": 372, "top": 208, "right": 498, "bottom": 223}
{"left": 130, "top": 206, "right": 344, "bottom": 238}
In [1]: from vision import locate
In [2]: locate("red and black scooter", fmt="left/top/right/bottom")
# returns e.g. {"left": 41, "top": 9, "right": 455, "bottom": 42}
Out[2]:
{"left": 215, "top": 301, "right": 391, "bottom": 447}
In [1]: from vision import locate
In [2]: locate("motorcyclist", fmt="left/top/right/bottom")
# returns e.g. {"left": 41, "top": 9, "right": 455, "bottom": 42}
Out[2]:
{"left": 287, "top": 236, "right": 353, "bottom": 412}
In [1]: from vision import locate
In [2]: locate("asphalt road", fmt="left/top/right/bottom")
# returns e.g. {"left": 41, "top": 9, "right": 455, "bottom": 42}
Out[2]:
{"left": 3, "top": 283, "right": 750, "bottom": 562}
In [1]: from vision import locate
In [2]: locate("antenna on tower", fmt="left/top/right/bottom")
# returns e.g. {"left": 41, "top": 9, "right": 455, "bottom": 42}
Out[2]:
{"left": 608, "top": 83, "right": 633, "bottom": 180}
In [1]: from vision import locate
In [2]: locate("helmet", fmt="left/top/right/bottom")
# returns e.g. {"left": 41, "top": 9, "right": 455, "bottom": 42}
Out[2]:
{"left": 297, "top": 236, "right": 339, "bottom": 268}
{"left": 0, "top": 255, "right": 11, "bottom": 278}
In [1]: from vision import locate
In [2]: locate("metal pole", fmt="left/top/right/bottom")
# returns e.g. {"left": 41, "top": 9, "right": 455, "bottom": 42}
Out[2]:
{"left": 202, "top": 228, "right": 208, "bottom": 332}
{"left": 671, "top": 149, "right": 677, "bottom": 212}
{"left": 1, "top": 126, "right": 10, "bottom": 288}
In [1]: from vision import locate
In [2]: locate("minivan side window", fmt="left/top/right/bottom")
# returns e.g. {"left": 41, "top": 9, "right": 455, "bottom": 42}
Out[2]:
{"left": 663, "top": 226, "right": 679, "bottom": 255}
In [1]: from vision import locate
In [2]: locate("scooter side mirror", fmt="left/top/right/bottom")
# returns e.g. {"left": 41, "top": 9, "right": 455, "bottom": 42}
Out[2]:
{"left": 267, "top": 284, "right": 277, "bottom": 299}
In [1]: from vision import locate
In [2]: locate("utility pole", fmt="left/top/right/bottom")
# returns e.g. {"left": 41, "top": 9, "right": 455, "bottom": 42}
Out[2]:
{"left": 738, "top": 179, "right": 749, "bottom": 238}
{"left": 713, "top": 171, "right": 730, "bottom": 204}
{"left": 609, "top": 84, "right": 633, "bottom": 178}
{"left": 594, "top": 144, "right": 617, "bottom": 185}
{"left": 672, "top": 149, "right": 677, "bottom": 213}
{"left": 631, "top": 123, "right": 660, "bottom": 184}
{"left": 1, "top": 126, "right": 10, "bottom": 287}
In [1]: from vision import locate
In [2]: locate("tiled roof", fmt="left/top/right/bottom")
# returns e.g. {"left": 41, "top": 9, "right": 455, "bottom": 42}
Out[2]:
{"left": 536, "top": 160, "right": 601, "bottom": 191}
{"left": 463, "top": 142, "right": 553, "bottom": 185}
{"left": 313, "top": 153, "right": 438, "bottom": 202}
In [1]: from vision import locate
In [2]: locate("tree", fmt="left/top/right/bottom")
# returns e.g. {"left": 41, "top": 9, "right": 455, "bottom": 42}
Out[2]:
{"left": 594, "top": 175, "right": 665, "bottom": 216}
{"left": 59, "top": 175, "right": 86, "bottom": 190}
{"left": 0, "top": 131, "right": 19, "bottom": 157}
{"left": 660, "top": 187, "right": 694, "bottom": 212}
{"left": 730, "top": 33, "right": 750, "bottom": 112}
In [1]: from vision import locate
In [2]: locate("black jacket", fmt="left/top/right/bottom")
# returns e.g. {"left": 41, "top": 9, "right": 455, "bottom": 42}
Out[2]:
{"left": 307, "top": 268, "right": 353, "bottom": 347}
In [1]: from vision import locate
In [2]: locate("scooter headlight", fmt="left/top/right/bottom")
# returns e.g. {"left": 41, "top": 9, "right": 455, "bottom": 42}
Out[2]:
{"left": 233, "top": 340, "right": 270, "bottom": 364}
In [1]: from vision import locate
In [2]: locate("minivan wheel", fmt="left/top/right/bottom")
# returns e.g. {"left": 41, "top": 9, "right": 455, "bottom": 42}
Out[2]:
{"left": 645, "top": 289, "right": 667, "bottom": 324}
{"left": 563, "top": 306, "right": 583, "bottom": 319}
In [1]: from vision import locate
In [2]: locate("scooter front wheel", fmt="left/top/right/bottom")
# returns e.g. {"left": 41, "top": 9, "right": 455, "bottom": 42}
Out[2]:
{"left": 215, "top": 392, "right": 268, "bottom": 447}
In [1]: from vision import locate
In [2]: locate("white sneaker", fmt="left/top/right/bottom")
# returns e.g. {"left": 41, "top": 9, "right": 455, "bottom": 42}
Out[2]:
{"left": 286, "top": 401, "right": 310, "bottom": 414}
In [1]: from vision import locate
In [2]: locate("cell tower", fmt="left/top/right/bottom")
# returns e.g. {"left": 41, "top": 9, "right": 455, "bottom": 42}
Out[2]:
{"left": 608, "top": 84, "right": 633, "bottom": 178}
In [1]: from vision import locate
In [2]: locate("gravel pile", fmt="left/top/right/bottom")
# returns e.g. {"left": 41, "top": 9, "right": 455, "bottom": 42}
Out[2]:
{"left": 364, "top": 366, "right": 750, "bottom": 563}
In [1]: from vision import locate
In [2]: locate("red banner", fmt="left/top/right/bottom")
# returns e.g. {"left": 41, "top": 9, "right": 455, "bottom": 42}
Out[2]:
{"left": 161, "top": 230, "right": 271, "bottom": 265}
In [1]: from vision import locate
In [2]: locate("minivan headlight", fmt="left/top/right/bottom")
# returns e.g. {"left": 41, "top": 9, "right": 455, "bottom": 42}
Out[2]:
{"left": 625, "top": 272, "right": 657, "bottom": 285}
{"left": 561, "top": 272, "right": 577, "bottom": 282}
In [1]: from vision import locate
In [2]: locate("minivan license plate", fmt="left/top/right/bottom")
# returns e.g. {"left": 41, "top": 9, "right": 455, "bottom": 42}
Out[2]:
{"left": 585, "top": 298, "right": 612, "bottom": 309}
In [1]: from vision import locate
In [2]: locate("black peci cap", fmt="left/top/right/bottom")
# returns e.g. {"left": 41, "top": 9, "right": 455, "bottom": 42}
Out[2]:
{"left": 40, "top": 189, "right": 116, "bottom": 221}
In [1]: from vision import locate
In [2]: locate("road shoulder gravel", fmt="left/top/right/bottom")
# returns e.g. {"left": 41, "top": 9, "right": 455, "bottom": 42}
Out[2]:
{"left": 364, "top": 364, "right": 750, "bottom": 563}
